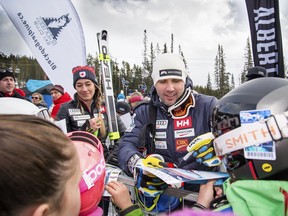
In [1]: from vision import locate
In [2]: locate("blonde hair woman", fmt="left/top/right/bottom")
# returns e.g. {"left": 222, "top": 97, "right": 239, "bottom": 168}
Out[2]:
{"left": 31, "top": 92, "right": 47, "bottom": 108}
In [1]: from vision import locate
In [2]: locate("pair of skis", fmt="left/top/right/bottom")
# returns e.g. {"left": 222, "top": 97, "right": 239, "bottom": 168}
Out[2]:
{"left": 97, "top": 30, "right": 119, "bottom": 145}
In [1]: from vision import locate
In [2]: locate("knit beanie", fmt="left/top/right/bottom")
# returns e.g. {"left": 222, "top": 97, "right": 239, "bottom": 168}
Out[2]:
{"left": 50, "top": 85, "right": 64, "bottom": 95}
{"left": 72, "top": 66, "right": 98, "bottom": 88}
{"left": 152, "top": 53, "right": 187, "bottom": 85}
{"left": 0, "top": 69, "right": 15, "bottom": 81}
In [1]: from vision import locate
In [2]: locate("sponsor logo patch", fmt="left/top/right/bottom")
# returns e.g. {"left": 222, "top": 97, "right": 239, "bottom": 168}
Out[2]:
{"left": 73, "top": 115, "right": 90, "bottom": 121}
{"left": 174, "top": 116, "right": 192, "bottom": 129}
{"left": 68, "top": 109, "right": 82, "bottom": 115}
{"left": 79, "top": 71, "right": 86, "bottom": 78}
{"left": 176, "top": 139, "right": 189, "bottom": 152}
{"left": 159, "top": 69, "right": 182, "bottom": 78}
{"left": 77, "top": 120, "right": 85, "bottom": 127}
{"left": 155, "top": 140, "right": 167, "bottom": 149}
{"left": 155, "top": 132, "right": 167, "bottom": 139}
{"left": 156, "top": 120, "right": 168, "bottom": 129}
{"left": 100, "top": 106, "right": 106, "bottom": 113}
{"left": 174, "top": 128, "right": 195, "bottom": 138}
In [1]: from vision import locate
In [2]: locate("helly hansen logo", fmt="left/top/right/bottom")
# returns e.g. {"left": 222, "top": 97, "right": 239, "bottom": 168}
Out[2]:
{"left": 159, "top": 69, "right": 182, "bottom": 77}
{"left": 174, "top": 116, "right": 192, "bottom": 129}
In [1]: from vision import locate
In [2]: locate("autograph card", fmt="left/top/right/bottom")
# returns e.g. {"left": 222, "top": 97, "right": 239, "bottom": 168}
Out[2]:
{"left": 103, "top": 164, "right": 122, "bottom": 197}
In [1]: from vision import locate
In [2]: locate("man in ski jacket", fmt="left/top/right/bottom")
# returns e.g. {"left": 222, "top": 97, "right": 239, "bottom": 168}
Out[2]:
{"left": 117, "top": 53, "right": 219, "bottom": 213}
{"left": 118, "top": 53, "right": 218, "bottom": 174}
{"left": 0, "top": 68, "right": 27, "bottom": 100}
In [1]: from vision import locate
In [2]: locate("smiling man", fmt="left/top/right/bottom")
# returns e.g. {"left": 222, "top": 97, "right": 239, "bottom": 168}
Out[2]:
{"left": 0, "top": 68, "right": 26, "bottom": 99}
{"left": 118, "top": 53, "right": 219, "bottom": 213}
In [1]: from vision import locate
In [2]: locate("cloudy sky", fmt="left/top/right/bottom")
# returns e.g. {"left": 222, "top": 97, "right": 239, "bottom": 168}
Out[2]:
{"left": 1, "top": 0, "right": 288, "bottom": 87}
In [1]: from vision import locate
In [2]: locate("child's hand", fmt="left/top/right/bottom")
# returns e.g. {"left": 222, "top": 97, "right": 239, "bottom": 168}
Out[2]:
{"left": 197, "top": 180, "right": 216, "bottom": 208}
{"left": 105, "top": 181, "right": 133, "bottom": 210}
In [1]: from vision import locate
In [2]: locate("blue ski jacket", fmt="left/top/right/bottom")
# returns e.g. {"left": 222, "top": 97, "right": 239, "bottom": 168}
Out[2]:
{"left": 118, "top": 78, "right": 218, "bottom": 175}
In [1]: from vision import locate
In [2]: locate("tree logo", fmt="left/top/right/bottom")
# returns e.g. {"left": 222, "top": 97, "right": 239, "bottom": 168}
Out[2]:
{"left": 34, "top": 14, "right": 71, "bottom": 46}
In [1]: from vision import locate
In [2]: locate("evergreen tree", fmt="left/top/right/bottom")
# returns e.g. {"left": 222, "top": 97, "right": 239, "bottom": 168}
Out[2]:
{"left": 112, "top": 60, "right": 121, "bottom": 94}
{"left": 171, "top": 33, "right": 174, "bottom": 53}
{"left": 156, "top": 43, "right": 161, "bottom": 55}
{"left": 231, "top": 73, "right": 235, "bottom": 90}
{"left": 87, "top": 53, "right": 101, "bottom": 85}
{"left": 206, "top": 73, "right": 212, "bottom": 93}
{"left": 142, "top": 30, "right": 150, "bottom": 79}
{"left": 214, "top": 44, "right": 230, "bottom": 98}
{"left": 214, "top": 45, "right": 220, "bottom": 90}
{"left": 163, "top": 43, "right": 168, "bottom": 53}
{"left": 240, "top": 37, "right": 253, "bottom": 84}
{"left": 179, "top": 45, "right": 187, "bottom": 69}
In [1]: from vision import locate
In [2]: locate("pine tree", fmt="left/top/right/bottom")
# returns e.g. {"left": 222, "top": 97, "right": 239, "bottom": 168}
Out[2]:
{"left": 240, "top": 37, "right": 253, "bottom": 84}
{"left": 149, "top": 42, "right": 155, "bottom": 72}
{"left": 156, "top": 43, "right": 161, "bottom": 55}
{"left": 214, "top": 44, "right": 230, "bottom": 98}
{"left": 206, "top": 73, "right": 213, "bottom": 95}
{"left": 163, "top": 43, "right": 168, "bottom": 53}
{"left": 171, "top": 33, "right": 174, "bottom": 53}
{"left": 206, "top": 73, "right": 212, "bottom": 91}
{"left": 179, "top": 45, "right": 187, "bottom": 69}
{"left": 214, "top": 45, "right": 220, "bottom": 90}
{"left": 231, "top": 73, "right": 235, "bottom": 89}
{"left": 142, "top": 29, "right": 149, "bottom": 76}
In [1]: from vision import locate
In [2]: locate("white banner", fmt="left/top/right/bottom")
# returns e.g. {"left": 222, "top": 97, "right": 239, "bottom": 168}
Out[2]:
{"left": 0, "top": 0, "right": 86, "bottom": 96}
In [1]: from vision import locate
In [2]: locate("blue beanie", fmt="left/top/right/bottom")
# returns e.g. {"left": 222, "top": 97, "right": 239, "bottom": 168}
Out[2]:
{"left": 72, "top": 66, "right": 98, "bottom": 88}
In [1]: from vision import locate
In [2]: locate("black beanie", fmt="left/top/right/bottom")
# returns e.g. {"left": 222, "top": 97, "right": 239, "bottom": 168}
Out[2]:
{"left": 0, "top": 69, "right": 15, "bottom": 81}
{"left": 72, "top": 66, "right": 98, "bottom": 88}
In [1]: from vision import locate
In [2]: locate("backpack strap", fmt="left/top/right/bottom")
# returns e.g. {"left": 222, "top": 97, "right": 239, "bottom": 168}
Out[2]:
{"left": 138, "top": 100, "right": 157, "bottom": 155}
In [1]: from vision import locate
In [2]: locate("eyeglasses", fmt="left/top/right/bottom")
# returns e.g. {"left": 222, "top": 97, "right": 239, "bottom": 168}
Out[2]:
{"left": 32, "top": 97, "right": 39, "bottom": 99}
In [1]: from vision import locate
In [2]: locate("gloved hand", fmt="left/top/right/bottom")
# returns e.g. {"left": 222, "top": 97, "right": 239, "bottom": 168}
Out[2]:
{"left": 134, "top": 154, "right": 182, "bottom": 213}
{"left": 134, "top": 154, "right": 168, "bottom": 197}
{"left": 179, "top": 132, "right": 221, "bottom": 167}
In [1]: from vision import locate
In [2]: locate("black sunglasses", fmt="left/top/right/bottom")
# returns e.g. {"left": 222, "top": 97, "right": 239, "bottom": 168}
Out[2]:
{"left": 32, "top": 97, "right": 39, "bottom": 99}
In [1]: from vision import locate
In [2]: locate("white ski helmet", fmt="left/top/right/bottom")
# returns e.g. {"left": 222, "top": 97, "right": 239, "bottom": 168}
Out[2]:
{"left": 0, "top": 98, "right": 50, "bottom": 119}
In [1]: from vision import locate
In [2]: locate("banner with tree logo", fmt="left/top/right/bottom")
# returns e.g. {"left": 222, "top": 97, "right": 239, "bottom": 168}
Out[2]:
{"left": 0, "top": 0, "right": 86, "bottom": 95}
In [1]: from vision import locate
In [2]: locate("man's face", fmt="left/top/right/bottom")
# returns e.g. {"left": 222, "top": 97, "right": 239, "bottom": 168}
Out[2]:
{"left": 155, "top": 78, "right": 185, "bottom": 107}
{"left": 0, "top": 77, "right": 15, "bottom": 95}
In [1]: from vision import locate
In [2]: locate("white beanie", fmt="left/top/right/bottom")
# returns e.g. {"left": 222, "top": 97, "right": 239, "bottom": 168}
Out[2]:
{"left": 152, "top": 53, "right": 187, "bottom": 85}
